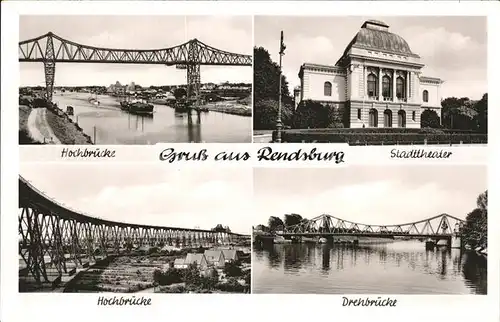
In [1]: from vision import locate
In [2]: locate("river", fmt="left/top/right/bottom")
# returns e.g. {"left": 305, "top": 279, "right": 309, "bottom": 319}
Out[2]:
{"left": 252, "top": 241, "right": 487, "bottom": 294}
{"left": 52, "top": 92, "right": 251, "bottom": 144}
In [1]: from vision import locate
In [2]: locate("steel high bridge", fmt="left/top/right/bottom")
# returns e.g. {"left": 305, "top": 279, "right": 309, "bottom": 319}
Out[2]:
{"left": 276, "top": 214, "right": 465, "bottom": 245}
{"left": 19, "top": 176, "right": 249, "bottom": 286}
{"left": 18, "top": 32, "right": 252, "bottom": 104}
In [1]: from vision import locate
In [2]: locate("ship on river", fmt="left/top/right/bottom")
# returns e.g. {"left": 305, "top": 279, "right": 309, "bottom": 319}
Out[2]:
{"left": 120, "top": 97, "right": 154, "bottom": 116}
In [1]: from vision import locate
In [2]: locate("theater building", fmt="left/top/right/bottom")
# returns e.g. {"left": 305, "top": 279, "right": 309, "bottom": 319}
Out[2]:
{"left": 294, "top": 20, "right": 444, "bottom": 128}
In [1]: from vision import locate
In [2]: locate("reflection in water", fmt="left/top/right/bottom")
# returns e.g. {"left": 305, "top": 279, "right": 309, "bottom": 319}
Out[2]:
{"left": 253, "top": 241, "right": 487, "bottom": 294}
{"left": 54, "top": 93, "right": 251, "bottom": 144}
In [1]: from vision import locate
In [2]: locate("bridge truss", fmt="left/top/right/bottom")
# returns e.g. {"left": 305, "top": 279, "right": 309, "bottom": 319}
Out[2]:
{"left": 19, "top": 32, "right": 252, "bottom": 102}
{"left": 18, "top": 176, "right": 248, "bottom": 285}
{"left": 281, "top": 214, "right": 464, "bottom": 238}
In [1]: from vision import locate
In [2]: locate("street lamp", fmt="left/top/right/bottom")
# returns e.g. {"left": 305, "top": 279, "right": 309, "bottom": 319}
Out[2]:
{"left": 276, "top": 31, "right": 286, "bottom": 143}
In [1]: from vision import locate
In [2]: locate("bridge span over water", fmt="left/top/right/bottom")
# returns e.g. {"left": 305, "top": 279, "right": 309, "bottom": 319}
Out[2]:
{"left": 19, "top": 176, "right": 248, "bottom": 285}
{"left": 19, "top": 32, "right": 252, "bottom": 103}
{"left": 276, "top": 214, "right": 465, "bottom": 241}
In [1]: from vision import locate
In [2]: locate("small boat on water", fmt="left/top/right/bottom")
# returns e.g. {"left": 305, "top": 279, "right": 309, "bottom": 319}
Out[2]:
{"left": 88, "top": 93, "right": 100, "bottom": 106}
{"left": 318, "top": 237, "right": 328, "bottom": 244}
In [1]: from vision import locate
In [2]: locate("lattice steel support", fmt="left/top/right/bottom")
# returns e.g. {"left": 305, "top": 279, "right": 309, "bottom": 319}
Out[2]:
{"left": 44, "top": 34, "right": 56, "bottom": 102}
{"left": 186, "top": 40, "right": 201, "bottom": 108}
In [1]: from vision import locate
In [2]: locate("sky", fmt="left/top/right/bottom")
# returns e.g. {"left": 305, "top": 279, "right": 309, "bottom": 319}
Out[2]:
{"left": 253, "top": 165, "right": 487, "bottom": 227}
{"left": 255, "top": 16, "right": 487, "bottom": 100}
{"left": 19, "top": 15, "right": 252, "bottom": 87}
{"left": 19, "top": 164, "right": 252, "bottom": 235}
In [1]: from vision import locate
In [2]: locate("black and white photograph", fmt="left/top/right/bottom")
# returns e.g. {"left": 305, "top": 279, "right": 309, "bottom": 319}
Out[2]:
{"left": 19, "top": 164, "right": 252, "bottom": 293}
{"left": 253, "top": 16, "right": 488, "bottom": 145}
{"left": 19, "top": 15, "right": 252, "bottom": 145}
{"left": 252, "top": 166, "right": 487, "bottom": 294}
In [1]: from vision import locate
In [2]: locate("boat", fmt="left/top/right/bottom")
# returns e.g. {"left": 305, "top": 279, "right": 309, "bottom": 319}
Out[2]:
{"left": 129, "top": 101, "right": 154, "bottom": 116}
{"left": 120, "top": 96, "right": 154, "bottom": 116}
{"left": 88, "top": 93, "right": 100, "bottom": 106}
{"left": 318, "top": 237, "right": 328, "bottom": 244}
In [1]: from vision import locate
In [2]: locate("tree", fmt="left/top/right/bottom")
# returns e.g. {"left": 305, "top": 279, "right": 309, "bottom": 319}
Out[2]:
{"left": 254, "top": 224, "right": 269, "bottom": 232}
{"left": 477, "top": 190, "right": 487, "bottom": 211}
{"left": 254, "top": 46, "right": 290, "bottom": 102}
{"left": 420, "top": 109, "right": 441, "bottom": 128}
{"left": 473, "top": 93, "right": 488, "bottom": 134}
{"left": 173, "top": 87, "right": 187, "bottom": 99}
{"left": 268, "top": 216, "right": 284, "bottom": 232}
{"left": 461, "top": 190, "right": 487, "bottom": 249}
{"left": 183, "top": 263, "right": 201, "bottom": 285}
{"left": 254, "top": 99, "right": 293, "bottom": 130}
{"left": 223, "top": 261, "right": 243, "bottom": 277}
{"left": 292, "top": 100, "right": 332, "bottom": 129}
{"left": 153, "top": 269, "right": 162, "bottom": 290}
{"left": 212, "top": 224, "right": 230, "bottom": 233}
{"left": 441, "top": 96, "right": 483, "bottom": 131}
{"left": 284, "top": 214, "right": 303, "bottom": 227}
{"left": 253, "top": 47, "right": 294, "bottom": 130}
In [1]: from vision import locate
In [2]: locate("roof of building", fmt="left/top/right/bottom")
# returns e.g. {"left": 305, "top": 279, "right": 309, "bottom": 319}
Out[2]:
{"left": 185, "top": 253, "right": 207, "bottom": 265}
{"left": 221, "top": 249, "right": 239, "bottom": 260}
{"left": 420, "top": 76, "right": 444, "bottom": 84}
{"left": 173, "top": 258, "right": 185, "bottom": 265}
{"left": 204, "top": 250, "right": 225, "bottom": 262}
{"left": 341, "top": 20, "right": 419, "bottom": 58}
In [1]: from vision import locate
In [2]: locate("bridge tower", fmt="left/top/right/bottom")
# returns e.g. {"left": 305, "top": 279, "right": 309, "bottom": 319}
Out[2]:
{"left": 44, "top": 32, "right": 56, "bottom": 102}
{"left": 186, "top": 39, "right": 201, "bottom": 108}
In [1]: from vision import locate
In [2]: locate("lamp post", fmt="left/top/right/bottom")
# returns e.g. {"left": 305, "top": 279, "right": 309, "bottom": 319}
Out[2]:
{"left": 276, "top": 31, "right": 286, "bottom": 143}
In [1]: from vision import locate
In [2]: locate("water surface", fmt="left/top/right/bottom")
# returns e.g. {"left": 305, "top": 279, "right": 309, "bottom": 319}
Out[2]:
{"left": 252, "top": 241, "right": 487, "bottom": 294}
{"left": 53, "top": 92, "right": 251, "bottom": 144}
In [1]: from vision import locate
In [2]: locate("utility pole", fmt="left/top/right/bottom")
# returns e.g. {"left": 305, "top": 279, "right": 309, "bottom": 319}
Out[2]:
{"left": 276, "top": 31, "right": 286, "bottom": 143}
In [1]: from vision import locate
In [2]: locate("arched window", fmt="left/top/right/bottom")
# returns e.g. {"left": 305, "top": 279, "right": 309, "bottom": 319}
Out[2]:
{"left": 324, "top": 82, "right": 332, "bottom": 96}
{"left": 382, "top": 76, "right": 391, "bottom": 99}
{"left": 369, "top": 108, "right": 378, "bottom": 127}
{"left": 412, "top": 111, "right": 416, "bottom": 121}
{"left": 396, "top": 77, "right": 405, "bottom": 99}
{"left": 367, "top": 74, "right": 377, "bottom": 98}
{"left": 398, "top": 110, "right": 406, "bottom": 128}
{"left": 423, "top": 90, "right": 429, "bottom": 103}
{"left": 357, "top": 108, "right": 361, "bottom": 120}
{"left": 384, "top": 109, "right": 393, "bottom": 128}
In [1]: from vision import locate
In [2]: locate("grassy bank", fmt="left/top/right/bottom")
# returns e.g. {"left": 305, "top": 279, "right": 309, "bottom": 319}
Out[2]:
{"left": 45, "top": 108, "right": 93, "bottom": 145}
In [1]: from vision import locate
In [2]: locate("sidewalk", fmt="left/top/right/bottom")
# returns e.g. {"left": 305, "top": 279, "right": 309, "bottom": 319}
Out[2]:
{"left": 27, "top": 108, "right": 61, "bottom": 144}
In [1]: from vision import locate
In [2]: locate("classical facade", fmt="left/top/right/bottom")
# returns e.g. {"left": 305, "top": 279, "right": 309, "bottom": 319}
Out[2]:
{"left": 295, "top": 20, "right": 444, "bottom": 128}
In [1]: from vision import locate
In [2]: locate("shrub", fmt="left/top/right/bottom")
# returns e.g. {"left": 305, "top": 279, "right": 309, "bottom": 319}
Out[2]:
{"left": 292, "top": 100, "right": 347, "bottom": 129}
{"left": 223, "top": 262, "right": 243, "bottom": 277}
{"left": 152, "top": 268, "right": 183, "bottom": 286}
{"left": 254, "top": 99, "right": 293, "bottom": 130}
{"left": 421, "top": 109, "right": 441, "bottom": 128}
{"left": 276, "top": 128, "right": 487, "bottom": 145}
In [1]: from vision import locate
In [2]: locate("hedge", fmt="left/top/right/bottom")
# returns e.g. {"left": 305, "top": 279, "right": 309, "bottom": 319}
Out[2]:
{"left": 273, "top": 129, "right": 487, "bottom": 145}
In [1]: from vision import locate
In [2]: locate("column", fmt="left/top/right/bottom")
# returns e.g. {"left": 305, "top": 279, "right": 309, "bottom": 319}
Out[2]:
{"left": 378, "top": 67, "right": 383, "bottom": 101}
{"left": 363, "top": 66, "right": 367, "bottom": 99}
{"left": 406, "top": 71, "right": 410, "bottom": 101}
{"left": 392, "top": 70, "right": 397, "bottom": 102}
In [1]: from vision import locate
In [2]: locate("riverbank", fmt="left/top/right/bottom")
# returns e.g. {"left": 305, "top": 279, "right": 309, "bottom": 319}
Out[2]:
{"left": 45, "top": 107, "right": 93, "bottom": 145}
{"left": 200, "top": 101, "right": 252, "bottom": 117}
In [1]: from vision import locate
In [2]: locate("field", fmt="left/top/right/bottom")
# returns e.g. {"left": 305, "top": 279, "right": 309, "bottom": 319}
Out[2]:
{"left": 64, "top": 255, "right": 177, "bottom": 293}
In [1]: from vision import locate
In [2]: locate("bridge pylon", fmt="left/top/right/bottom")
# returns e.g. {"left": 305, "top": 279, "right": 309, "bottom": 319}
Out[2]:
{"left": 186, "top": 39, "right": 201, "bottom": 108}
{"left": 44, "top": 33, "right": 56, "bottom": 102}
